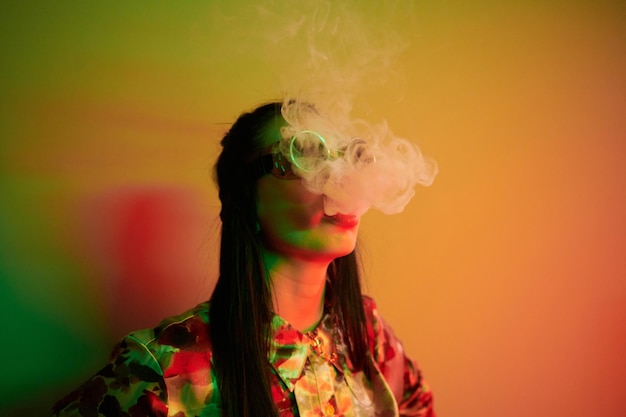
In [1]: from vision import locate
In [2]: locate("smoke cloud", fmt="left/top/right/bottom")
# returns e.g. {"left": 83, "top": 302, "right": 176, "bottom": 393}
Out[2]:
{"left": 211, "top": 0, "right": 438, "bottom": 215}
{"left": 278, "top": 100, "right": 437, "bottom": 215}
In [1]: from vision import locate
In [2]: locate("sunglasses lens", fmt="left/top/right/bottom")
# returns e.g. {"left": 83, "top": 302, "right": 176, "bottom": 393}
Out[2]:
{"left": 289, "top": 131, "right": 330, "bottom": 172}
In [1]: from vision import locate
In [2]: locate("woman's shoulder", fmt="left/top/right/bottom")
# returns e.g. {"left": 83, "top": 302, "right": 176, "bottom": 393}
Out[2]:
{"left": 52, "top": 302, "right": 217, "bottom": 416}
{"left": 361, "top": 294, "right": 382, "bottom": 328}
{"left": 361, "top": 294, "right": 378, "bottom": 312}
{"left": 359, "top": 295, "right": 400, "bottom": 361}
{"left": 117, "top": 302, "right": 213, "bottom": 375}
{"left": 129, "top": 301, "right": 212, "bottom": 350}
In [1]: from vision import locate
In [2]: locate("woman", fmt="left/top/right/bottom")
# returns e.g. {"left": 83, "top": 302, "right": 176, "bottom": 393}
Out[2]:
{"left": 53, "top": 101, "right": 435, "bottom": 417}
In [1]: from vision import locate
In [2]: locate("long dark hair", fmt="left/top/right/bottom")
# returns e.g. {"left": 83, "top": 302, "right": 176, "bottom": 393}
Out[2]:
{"left": 210, "top": 102, "right": 369, "bottom": 417}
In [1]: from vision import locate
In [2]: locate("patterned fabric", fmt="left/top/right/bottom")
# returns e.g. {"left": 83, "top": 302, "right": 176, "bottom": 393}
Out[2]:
{"left": 53, "top": 296, "right": 434, "bottom": 417}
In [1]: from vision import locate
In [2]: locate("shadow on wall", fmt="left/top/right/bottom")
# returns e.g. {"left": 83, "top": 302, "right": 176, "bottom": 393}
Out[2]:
{"left": 75, "top": 187, "right": 220, "bottom": 338}
{"left": 0, "top": 186, "right": 219, "bottom": 415}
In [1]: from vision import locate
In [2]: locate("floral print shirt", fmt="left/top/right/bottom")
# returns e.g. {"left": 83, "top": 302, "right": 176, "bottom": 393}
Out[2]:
{"left": 53, "top": 296, "right": 434, "bottom": 416}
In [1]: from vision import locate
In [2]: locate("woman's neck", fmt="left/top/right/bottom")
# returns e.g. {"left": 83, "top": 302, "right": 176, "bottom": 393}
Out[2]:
{"left": 263, "top": 250, "right": 330, "bottom": 332}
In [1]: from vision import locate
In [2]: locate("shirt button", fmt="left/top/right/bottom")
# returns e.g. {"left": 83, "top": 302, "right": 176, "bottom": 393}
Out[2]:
{"left": 324, "top": 403, "right": 335, "bottom": 415}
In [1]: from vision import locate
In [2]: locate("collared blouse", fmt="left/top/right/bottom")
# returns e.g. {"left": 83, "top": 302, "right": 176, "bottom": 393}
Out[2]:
{"left": 53, "top": 296, "right": 434, "bottom": 417}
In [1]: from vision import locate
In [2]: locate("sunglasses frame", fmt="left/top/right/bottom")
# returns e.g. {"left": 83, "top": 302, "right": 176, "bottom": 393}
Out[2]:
{"left": 249, "top": 131, "right": 332, "bottom": 180}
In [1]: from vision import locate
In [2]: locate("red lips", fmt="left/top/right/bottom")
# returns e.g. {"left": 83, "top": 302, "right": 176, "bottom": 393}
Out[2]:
{"left": 324, "top": 213, "right": 359, "bottom": 228}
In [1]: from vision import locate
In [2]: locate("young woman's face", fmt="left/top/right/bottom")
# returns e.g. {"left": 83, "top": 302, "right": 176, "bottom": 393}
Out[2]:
{"left": 255, "top": 118, "right": 360, "bottom": 262}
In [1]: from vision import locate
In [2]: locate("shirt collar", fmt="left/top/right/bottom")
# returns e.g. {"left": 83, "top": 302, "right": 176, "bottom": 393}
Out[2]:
{"left": 268, "top": 314, "right": 309, "bottom": 391}
{"left": 268, "top": 312, "right": 348, "bottom": 392}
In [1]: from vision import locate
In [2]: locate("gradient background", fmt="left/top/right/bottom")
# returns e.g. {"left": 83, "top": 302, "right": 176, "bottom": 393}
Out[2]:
{"left": 1, "top": 1, "right": 625, "bottom": 416}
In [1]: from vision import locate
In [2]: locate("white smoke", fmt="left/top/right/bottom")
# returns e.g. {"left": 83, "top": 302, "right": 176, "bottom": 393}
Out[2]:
{"left": 208, "top": 0, "right": 438, "bottom": 215}
{"left": 278, "top": 101, "right": 437, "bottom": 215}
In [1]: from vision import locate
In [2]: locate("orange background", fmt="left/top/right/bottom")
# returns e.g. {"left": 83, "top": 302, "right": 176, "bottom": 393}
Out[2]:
{"left": 1, "top": 1, "right": 624, "bottom": 416}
